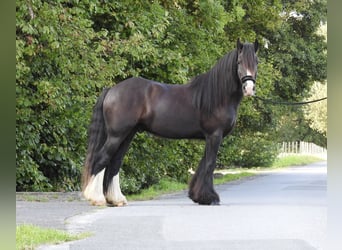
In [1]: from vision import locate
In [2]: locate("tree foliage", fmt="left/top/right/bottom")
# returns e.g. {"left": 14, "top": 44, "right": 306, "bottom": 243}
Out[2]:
{"left": 16, "top": 0, "right": 327, "bottom": 192}
{"left": 304, "top": 81, "right": 327, "bottom": 136}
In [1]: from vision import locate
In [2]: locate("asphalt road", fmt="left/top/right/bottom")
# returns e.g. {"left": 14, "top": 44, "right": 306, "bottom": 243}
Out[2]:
{"left": 17, "top": 161, "right": 327, "bottom": 250}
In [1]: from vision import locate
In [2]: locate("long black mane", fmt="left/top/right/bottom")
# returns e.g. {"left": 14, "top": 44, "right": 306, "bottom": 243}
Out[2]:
{"left": 190, "top": 49, "right": 239, "bottom": 115}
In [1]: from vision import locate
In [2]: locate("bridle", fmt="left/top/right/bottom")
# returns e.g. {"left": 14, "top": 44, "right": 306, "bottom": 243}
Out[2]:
{"left": 241, "top": 75, "right": 256, "bottom": 84}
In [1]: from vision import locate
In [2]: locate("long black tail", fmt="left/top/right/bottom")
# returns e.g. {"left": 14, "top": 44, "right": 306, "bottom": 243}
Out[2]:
{"left": 82, "top": 87, "right": 111, "bottom": 191}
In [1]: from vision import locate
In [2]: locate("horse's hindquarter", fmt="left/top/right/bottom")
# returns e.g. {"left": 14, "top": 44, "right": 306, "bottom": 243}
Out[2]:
{"left": 103, "top": 78, "right": 150, "bottom": 134}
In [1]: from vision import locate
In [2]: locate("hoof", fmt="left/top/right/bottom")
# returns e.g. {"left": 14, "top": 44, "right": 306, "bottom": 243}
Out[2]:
{"left": 106, "top": 201, "right": 128, "bottom": 207}
{"left": 196, "top": 197, "right": 220, "bottom": 206}
{"left": 90, "top": 199, "right": 107, "bottom": 206}
{"left": 211, "top": 200, "right": 220, "bottom": 205}
{"left": 198, "top": 201, "right": 219, "bottom": 206}
{"left": 188, "top": 193, "right": 198, "bottom": 203}
{"left": 106, "top": 197, "right": 128, "bottom": 207}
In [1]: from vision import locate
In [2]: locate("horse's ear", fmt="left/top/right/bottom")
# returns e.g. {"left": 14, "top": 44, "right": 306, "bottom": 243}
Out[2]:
{"left": 237, "top": 38, "right": 243, "bottom": 52}
{"left": 254, "top": 39, "right": 259, "bottom": 52}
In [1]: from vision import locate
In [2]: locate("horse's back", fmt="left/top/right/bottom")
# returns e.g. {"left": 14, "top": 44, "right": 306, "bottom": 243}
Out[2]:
{"left": 102, "top": 77, "right": 203, "bottom": 139}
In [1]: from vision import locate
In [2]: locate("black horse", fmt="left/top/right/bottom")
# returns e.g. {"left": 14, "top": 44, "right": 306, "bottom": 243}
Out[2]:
{"left": 82, "top": 39, "right": 259, "bottom": 206}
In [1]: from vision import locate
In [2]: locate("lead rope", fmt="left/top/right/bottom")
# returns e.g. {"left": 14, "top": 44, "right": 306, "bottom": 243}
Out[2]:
{"left": 253, "top": 96, "right": 327, "bottom": 106}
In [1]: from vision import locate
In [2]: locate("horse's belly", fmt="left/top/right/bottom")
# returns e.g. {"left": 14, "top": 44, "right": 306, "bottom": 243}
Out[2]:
{"left": 141, "top": 112, "right": 203, "bottom": 139}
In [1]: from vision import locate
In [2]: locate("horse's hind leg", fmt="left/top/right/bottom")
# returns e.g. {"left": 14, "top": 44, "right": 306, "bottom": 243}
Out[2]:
{"left": 83, "top": 133, "right": 130, "bottom": 206}
{"left": 83, "top": 169, "right": 106, "bottom": 206}
{"left": 103, "top": 130, "right": 136, "bottom": 206}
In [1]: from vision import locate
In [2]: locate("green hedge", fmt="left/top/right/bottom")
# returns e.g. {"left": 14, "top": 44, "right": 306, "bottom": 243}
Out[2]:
{"left": 218, "top": 132, "right": 279, "bottom": 168}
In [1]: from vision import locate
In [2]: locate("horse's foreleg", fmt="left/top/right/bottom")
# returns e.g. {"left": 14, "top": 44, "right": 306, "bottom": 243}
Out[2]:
{"left": 189, "top": 132, "right": 222, "bottom": 205}
{"left": 188, "top": 156, "right": 205, "bottom": 203}
{"left": 103, "top": 131, "right": 136, "bottom": 206}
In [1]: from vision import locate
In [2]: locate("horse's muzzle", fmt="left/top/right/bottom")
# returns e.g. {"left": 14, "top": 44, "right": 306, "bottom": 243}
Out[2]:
{"left": 242, "top": 76, "right": 256, "bottom": 97}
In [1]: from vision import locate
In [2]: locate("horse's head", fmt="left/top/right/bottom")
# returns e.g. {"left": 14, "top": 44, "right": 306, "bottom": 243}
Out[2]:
{"left": 236, "top": 38, "right": 259, "bottom": 97}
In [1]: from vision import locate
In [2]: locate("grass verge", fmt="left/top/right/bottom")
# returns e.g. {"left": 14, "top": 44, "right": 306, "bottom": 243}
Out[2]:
{"left": 16, "top": 224, "right": 90, "bottom": 250}
{"left": 128, "top": 178, "right": 187, "bottom": 201}
{"left": 213, "top": 172, "right": 255, "bottom": 185}
{"left": 271, "top": 155, "right": 324, "bottom": 168}
{"left": 128, "top": 172, "right": 254, "bottom": 201}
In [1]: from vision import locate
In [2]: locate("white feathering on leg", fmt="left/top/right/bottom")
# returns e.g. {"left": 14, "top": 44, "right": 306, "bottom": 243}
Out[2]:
{"left": 105, "top": 173, "right": 127, "bottom": 207}
{"left": 83, "top": 169, "right": 106, "bottom": 206}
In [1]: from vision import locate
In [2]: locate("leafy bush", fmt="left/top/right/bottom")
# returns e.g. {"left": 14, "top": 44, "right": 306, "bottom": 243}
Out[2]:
{"left": 218, "top": 132, "right": 279, "bottom": 168}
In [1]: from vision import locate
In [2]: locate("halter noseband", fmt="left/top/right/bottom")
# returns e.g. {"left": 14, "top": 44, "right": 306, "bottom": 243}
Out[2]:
{"left": 241, "top": 75, "right": 255, "bottom": 84}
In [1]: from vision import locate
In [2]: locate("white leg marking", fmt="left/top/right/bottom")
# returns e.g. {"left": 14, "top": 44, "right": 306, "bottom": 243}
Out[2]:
{"left": 83, "top": 169, "right": 106, "bottom": 206}
{"left": 105, "top": 173, "right": 128, "bottom": 207}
